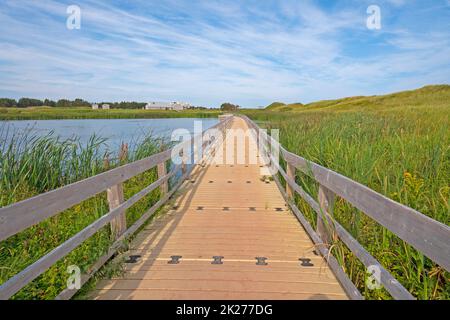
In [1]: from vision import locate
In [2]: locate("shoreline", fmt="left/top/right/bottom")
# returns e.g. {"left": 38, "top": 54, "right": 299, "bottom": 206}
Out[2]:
{"left": 0, "top": 107, "right": 222, "bottom": 121}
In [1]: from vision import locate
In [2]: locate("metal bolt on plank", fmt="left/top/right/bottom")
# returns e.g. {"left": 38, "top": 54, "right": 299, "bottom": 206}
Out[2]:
{"left": 255, "top": 257, "right": 268, "bottom": 265}
{"left": 124, "top": 255, "right": 141, "bottom": 264}
{"left": 168, "top": 255, "right": 182, "bottom": 264}
{"left": 299, "top": 258, "right": 314, "bottom": 267}
{"left": 212, "top": 256, "right": 224, "bottom": 265}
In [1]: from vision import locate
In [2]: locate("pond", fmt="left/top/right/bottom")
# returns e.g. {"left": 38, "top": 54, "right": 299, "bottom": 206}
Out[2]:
{"left": 0, "top": 118, "right": 219, "bottom": 151}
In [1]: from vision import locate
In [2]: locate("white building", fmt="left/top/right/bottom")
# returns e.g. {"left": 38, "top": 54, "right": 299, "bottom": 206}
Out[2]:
{"left": 145, "top": 102, "right": 171, "bottom": 110}
{"left": 145, "top": 101, "right": 192, "bottom": 111}
{"left": 102, "top": 104, "right": 110, "bottom": 110}
{"left": 91, "top": 104, "right": 99, "bottom": 110}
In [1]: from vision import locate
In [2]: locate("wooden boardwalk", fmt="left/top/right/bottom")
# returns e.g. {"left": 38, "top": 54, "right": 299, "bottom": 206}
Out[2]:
{"left": 91, "top": 117, "right": 348, "bottom": 300}
{"left": 1, "top": 115, "right": 448, "bottom": 300}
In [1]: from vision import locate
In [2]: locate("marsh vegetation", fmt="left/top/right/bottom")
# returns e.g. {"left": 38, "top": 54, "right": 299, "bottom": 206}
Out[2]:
{"left": 241, "top": 85, "right": 450, "bottom": 299}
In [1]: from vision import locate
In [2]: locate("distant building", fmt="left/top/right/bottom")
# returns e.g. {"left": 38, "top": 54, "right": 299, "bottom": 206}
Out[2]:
{"left": 145, "top": 101, "right": 192, "bottom": 111}
{"left": 91, "top": 104, "right": 99, "bottom": 110}
{"left": 173, "top": 102, "right": 192, "bottom": 110}
{"left": 145, "top": 102, "right": 171, "bottom": 110}
{"left": 102, "top": 104, "right": 110, "bottom": 110}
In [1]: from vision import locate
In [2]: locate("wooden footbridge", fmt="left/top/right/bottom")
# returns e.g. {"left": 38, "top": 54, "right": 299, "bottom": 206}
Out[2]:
{"left": 0, "top": 115, "right": 449, "bottom": 300}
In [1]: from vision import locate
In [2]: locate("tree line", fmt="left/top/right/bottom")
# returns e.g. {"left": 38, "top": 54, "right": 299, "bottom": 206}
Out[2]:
{"left": 0, "top": 97, "right": 237, "bottom": 109}
{"left": 0, "top": 99, "right": 162, "bottom": 109}
{"left": 0, "top": 98, "right": 92, "bottom": 108}
{"left": 220, "top": 103, "right": 240, "bottom": 111}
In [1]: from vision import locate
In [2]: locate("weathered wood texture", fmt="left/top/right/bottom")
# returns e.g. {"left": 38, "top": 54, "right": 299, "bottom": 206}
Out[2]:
{"left": 0, "top": 118, "right": 231, "bottom": 243}
{"left": 271, "top": 158, "right": 414, "bottom": 300}
{"left": 0, "top": 150, "right": 171, "bottom": 242}
{"left": 107, "top": 184, "right": 126, "bottom": 239}
{"left": 242, "top": 115, "right": 450, "bottom": 273}
{"left": 0, "top": 117, "right": 232, "bottom": 300}
{"left": 91, "top": 117, "right": 350, "bottom": 300}
{"left": 0, "top": 170, "right": 175, "bottom": 300}
{"left": 286, "top": 163, "right": 295, "bottom": 200}
{"left": 241, "top": 115, "right": 450, "bottom": 300}
{"left": 316, "top": 184, "right": 335, "bottom": 245}
{"left": 157, "top": 162, "right": 168, "bottom": 196}
{"left": 4, "top": 113, "right": 444, "bottom": 301}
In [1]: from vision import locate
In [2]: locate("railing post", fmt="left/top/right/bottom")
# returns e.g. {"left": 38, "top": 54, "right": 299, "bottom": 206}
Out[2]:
{"left": 157, "top": 161, "right": 168, "bottom": 196}
{"left": 107, "top": 183, "right": 126, "bottom": 239}
{"left": 286, "top": 162, "right": 295, "bottom": 200}
{"left": 317, "top": 184, "right": 335, "bottom": 244}
{"left": 181, "top": 151, "right": 188, "bottom": 178}
{"left": 106, "top": 145, "right": 128, "bottom": 240}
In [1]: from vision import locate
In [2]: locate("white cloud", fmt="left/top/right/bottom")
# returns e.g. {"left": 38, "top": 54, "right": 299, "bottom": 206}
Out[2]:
{"left": 0, "top": 0, "right": 448, "bottom": 107}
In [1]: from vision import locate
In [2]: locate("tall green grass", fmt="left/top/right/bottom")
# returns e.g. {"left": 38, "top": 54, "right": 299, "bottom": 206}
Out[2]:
{"left": 241, "top": 86, "right": 450, "bottom": 299}
{"left": 0, "top": 107, "right": 221, "bottom": 120}
{"left": 0, "top": 125, "right": 164, "bottom": 299}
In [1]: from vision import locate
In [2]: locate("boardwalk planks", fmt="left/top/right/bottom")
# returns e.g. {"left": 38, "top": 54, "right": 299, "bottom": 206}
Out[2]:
{"left": 92, "top": 117, "right": 351, "bottom": 300}
{"left": 1, "top": 114, "right": 448, "bottom": 300}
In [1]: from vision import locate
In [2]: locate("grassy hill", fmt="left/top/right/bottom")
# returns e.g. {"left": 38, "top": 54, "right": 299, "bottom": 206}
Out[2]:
{"left": 265, "top": 101, "right": 304, "bottom": 111}
{"left": 265, "top": 102, "right": 286, "bottom": 110}
{"left": 264, "top": 85, "right": 450, "bottom": 112}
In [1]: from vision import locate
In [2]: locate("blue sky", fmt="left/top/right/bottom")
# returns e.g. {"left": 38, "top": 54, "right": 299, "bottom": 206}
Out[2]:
{"left": 0, "top": 0, "right": 449, "bottom": 108}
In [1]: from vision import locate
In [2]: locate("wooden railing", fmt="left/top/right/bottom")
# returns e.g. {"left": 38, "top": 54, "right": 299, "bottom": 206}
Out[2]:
{"left": 2, "top": 114, "right": 448, "bottom": 300}
{"left": 241, "top": 115, "right": 450, "bottom": 300}
{"left": 0, "top": 116, "right": 233, "bottom": 300}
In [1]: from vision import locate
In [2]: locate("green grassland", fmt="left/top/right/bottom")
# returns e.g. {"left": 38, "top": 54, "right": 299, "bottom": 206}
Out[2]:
{"left": 240, "top": 85, "right": 450, "bottom": 299}
{"left": 0, "top": 85, "right": 448, "bottom": 299}
{"left": 0, "top": 106, "right": 221, "bottom": 120}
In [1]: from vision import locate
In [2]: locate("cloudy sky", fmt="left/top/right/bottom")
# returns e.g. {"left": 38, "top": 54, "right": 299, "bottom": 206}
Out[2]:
{"left": 0, "top": 0, "right": 449, "bottom": 107}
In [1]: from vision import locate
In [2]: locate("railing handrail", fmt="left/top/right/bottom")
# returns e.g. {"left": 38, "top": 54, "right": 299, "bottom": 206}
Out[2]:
{"left": 0, "top": 116, "right": 233, "bottom": 300}
{"left": 0, "top": 117, "right": 230, "bottom": 242}
{"left": 240, "top": 114, "right": 450, "bottom": 300}
{"left": 3, "top": 113, "right": 448, "bottom": 300}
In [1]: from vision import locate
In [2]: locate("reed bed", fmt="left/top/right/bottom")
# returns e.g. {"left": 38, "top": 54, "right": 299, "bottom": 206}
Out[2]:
{"left": 241, "top": 86, "right": 450, "bottom": 299}
{"left": 0, "top": 107, "right": 220, "bottom": 120}
{"left": 0, "top": 125, "right": 164, "bottom": 299}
